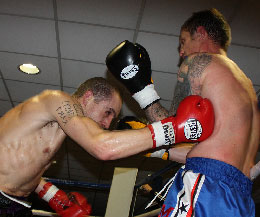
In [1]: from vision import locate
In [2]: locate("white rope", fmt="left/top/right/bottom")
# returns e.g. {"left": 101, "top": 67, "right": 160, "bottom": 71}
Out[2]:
{"left": 145, "top": 165, "right": 184, "bottom": 209}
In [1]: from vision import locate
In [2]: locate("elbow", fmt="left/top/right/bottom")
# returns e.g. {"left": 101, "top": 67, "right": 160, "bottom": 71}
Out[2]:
{"left": 93, "top": 147, "right": 118, "bottom": 161}
{"left": 90, "top": 135, "right": 119, "bottom": 161}
{"left": 92, "top": 148, "right": 114, "bottom": 161}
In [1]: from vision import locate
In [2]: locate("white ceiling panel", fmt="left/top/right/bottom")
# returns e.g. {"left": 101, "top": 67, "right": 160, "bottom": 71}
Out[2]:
{"left": 57, "top": 0, "right": 142, "bottom": 29}
{"left": 152, "top": 71, "right": 177, "bottom": 101}
{"left": 137, "top": 32, "right": 180, "bottom": 73}
{"left": 228, "top": 44, "right": 260, "bottom": 84}
{"left": 62, "top": 59, "right": 107, "bottom": 88}
{"left": 6, "top": 80, "right": 59, "bottom": 102}
{"left": 230, "top": 0, "right": 260, "bottom": 47}
{"left": 0, "top": 100, "right": 12, "bottom": 117}
{"left": 0, "top": 79, "right": 9, "bottom": 100}
{"left": 59, "top": 21, "right": 135, "bottom": 63}
{"left": 0, "top": 0, "right": 54, "bottom": 18}
{"left": 0, "top": 15, "right": 57, "bottom": 57}
{"left": 140, "top": 0, "right": 239, "bottom": 35}
{"left": 0, "top": 53, "right": 60, "bottom": 85}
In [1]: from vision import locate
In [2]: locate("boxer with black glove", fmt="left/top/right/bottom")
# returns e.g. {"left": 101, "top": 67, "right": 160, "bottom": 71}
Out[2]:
{"left": 106, "top": 40, "right": 160, "bottom": 109}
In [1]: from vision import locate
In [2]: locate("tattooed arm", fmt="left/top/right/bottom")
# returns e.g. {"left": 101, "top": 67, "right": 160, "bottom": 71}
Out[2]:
{"left": 144, "top": 102, "right": 170, "bottom": 122}
{"left": 144, "top": 53, "right": 212, "bottom": 122}
{"left": 171, "top": 53, "right": 212, "bottom": 110}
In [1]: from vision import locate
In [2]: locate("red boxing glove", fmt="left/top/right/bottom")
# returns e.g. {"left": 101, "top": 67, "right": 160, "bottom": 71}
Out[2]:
{"left": 37, "top": 182, "right": 72, "bottom": 213}
{"left": 147, "top": 95, "right": 215, "bottom": 148}
{"left": 59, "top": 192, "right": 92, "bottom": 217}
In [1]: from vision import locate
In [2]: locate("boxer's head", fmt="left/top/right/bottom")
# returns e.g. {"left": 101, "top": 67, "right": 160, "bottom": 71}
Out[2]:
{"left": 73, "top": 77, "right": 122, "bottom": 129}
{"left": 179, "top": 8, "right": 231, "bottom": 58}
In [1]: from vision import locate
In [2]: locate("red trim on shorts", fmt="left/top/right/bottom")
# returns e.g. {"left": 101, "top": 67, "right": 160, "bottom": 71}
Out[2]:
{"left": 186, "top": 174, "right": 202, "bottom": 217}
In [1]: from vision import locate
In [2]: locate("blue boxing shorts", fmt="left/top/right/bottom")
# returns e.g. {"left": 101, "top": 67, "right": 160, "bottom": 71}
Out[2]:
{"left": 0, "top": 190, "right": 32, "bottom": 216}
{"left": 158, "top": 157, "right": 254, "bottom": 217}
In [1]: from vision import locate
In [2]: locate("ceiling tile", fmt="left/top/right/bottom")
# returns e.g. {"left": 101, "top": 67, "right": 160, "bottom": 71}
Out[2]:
{"left": 0, "top": 53, "right": 60, "bottom": 85}
{"left": 0, "top": 0, "right": 54, "bottom": 18}
{"left": 230, "top": 0, "right": 260, "bottom": 48}
{"left": 0, "top": 15, "right": 57, "bottom": 57}
{"left": 140, "top": 0, "right": 239, "bottom": 35}
{"left": 57, "top": 0, "right": 141, "bottom": 29}
{"left": 137, "top": 32, "right": 180, "bottom": 73}
{"left": 228, "top": 44, "right": 260, "bottom": 85}
{"left": 6, "top": 80, "right": 59, "bottom": 102}
{"left": 59, "top": 21, "right": 135, "bottom": 63}
{"left": 0, "top": 79, "right": 9, "bottom": 100}
{"left": 0, "top": 100, "right": 12, "bottom": 116}
{"left": 62, "top": 59, "right": 107, "bottom": 88}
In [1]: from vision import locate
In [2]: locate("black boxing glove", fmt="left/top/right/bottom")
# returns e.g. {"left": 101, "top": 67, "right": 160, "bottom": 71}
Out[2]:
{"left": 106, "top": 40, "right": 160, "bottom": 109}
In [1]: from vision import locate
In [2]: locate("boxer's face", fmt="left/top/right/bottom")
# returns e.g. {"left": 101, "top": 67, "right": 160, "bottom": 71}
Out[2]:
{"left": 84, "top": 91, "right": 122, "bottom": 129}
{"left": 179, "top": 30, "right": 201, "bottom": 58}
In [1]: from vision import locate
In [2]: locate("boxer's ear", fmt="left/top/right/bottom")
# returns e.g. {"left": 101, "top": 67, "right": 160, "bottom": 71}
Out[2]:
{"left": 82, "top": 90, "right": 93, "bottom": 106}
{"left": 196, "top": 26, "right": 208, "bottom": 40}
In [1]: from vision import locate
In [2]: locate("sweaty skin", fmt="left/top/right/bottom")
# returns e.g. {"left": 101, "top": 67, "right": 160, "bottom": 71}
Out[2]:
{"left": 145, "top": 29, "right": 259, "bottom": 177}
{"left": 0, "top": 89, "right": 154, "bottom": 197}
{"left": 184, "top": 53, "right": 259, "bottom": 177}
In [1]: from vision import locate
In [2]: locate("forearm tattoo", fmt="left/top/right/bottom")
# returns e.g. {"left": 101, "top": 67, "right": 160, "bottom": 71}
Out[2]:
{"left": 56, "top": 101, "right": 84, "bottom": 125}
{"left": 145, "top": 102, "right": 170, "bottom": 122}
{"left": 171, "top": 54, "right": 212, "bottom": 113}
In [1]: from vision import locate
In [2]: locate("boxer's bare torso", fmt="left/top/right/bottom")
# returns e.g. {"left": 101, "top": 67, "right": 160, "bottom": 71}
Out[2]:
{"left": 145, "top": 52, "right": 259, "bottom": 178}
{"left": 0, "top": 87, "right": 123, "bottom": 197}
{"left": 0, "top": 97, "right": 66, "bottom": 197}
{"left": 180, "top": 53, "right": 259, "bottom": 177}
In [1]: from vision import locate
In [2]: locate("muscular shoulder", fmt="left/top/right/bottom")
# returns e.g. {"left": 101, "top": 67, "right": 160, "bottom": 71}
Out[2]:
{"left": 21, "top": 90, "right": 83, "bottom": 123}
{"left": 178, "top": 53, "right": 213, "bottom": 95}
{"left": 38, "top": 90, "right": 84, "bottom": 125}
{"left": 180, "top": 53, "right": 212, "bottom": 77}
{"left": 38, "top": 89, "right": 70, "bottom": 100}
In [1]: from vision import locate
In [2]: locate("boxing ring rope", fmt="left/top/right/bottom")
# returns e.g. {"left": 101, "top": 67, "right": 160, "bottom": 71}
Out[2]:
{"left": 43, "top": 177, "right": 111, "bottom": 190}
{"left": 33, "top": 162, "right": 181, "bottom": 216}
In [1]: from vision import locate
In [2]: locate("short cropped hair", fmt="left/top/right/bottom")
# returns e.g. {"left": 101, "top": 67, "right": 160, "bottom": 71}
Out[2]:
{"left": 73, "top": 77, "right": 121, "bottom": 103}
{"left": 181, "top": 8, "right": 231, "bottom": 51}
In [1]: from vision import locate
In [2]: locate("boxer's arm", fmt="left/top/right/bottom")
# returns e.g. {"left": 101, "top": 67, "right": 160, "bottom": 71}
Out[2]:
{"left": 144, "top": 102, "right": 171, "bottom": 122}
{"left": 145, "top": 143, "right": 194, "bottom": 163}
{"left": 250, "top": 161, "right": 260, "bottom": 180}
{"left": 34, "top": 90, "right": 151, "bottom": 160}
{"left": 42, "top": 91, "right": 213, "bottom": 161}
{"left": 168, "top": 143, "right": 194, "bottom": 163}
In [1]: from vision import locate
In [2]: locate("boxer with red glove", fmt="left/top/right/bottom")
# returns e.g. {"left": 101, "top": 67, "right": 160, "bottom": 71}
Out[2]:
{"left": 147, "top": 95, "right": 215, "bottom": 148}
{"left": 35, "top": 181, "right": 91, "bottom": 217}
{"left": 106, "top": 40, "right": 160, "bottom": 109}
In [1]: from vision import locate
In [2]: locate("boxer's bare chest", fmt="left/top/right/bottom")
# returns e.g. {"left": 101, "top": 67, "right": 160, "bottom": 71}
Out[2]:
{"left": 35, "top": 121, "right": 66, "bottom": 157}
